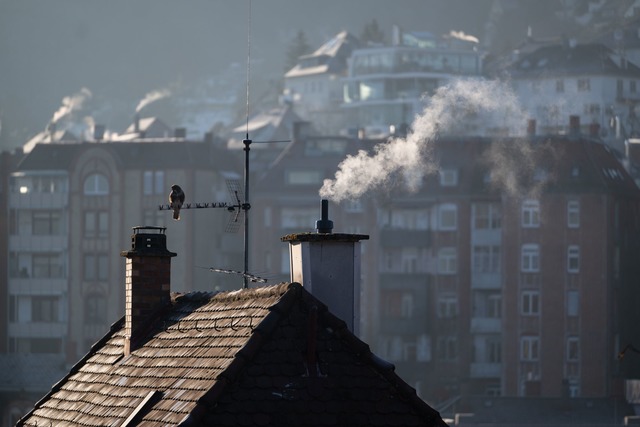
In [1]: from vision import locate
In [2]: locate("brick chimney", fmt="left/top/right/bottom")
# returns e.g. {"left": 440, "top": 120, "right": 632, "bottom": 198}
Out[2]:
{"left": 281, "top": 200, "right": 369, "bottom": 334}
{"left": 120, "top": 226, "right": 176, "bottom": 355}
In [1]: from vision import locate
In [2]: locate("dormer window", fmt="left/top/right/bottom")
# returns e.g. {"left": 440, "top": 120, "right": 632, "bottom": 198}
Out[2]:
{"left": 439, "top": 169, "right": 458, "bottom": 187}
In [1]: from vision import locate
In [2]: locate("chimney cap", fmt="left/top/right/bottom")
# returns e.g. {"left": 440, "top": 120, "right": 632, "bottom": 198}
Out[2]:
{"left": 121, "top": 226, "right": 177, "bottom": 258}
{"left": 281, "top": 232, "right": 369, "bottom": 243}
{"left": 315, "top": 199, "right": 333, "bottom": 233}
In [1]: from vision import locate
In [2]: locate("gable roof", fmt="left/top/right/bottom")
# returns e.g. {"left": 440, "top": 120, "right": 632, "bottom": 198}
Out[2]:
{"left": 285, "top": 31, "right": 361, "bottom": 78}
{"left": 508, "top": 42, "right": 640, "bottom": 77}
{"left": 16, "top": 139, "right": 239, "bottom": 173}
{"left": 19, "top": 282, "right": 445, "bottom": 427}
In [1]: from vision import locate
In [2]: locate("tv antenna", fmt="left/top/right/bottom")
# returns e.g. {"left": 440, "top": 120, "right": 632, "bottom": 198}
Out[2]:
{"left": 159, "top": 0, "right": 287, "bottom": 289}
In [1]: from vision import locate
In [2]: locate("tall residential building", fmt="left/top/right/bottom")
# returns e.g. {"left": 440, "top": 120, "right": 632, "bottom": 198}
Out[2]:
{"left": 2, "top": 136, "right": 242, "bottom": 423}
{"left": 250, "top": 122, "right": 640, "bottom": 404}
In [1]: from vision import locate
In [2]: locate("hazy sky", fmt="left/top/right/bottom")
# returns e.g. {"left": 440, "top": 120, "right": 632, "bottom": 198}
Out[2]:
{"left": 1, "top": 0, "right": 572, "bottom": 151}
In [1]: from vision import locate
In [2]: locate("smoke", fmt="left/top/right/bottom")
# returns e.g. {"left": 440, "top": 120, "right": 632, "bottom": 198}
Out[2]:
{"left": 135, "top": 89, "right": 171, "bottom": 113}
{"left": 319, "top": 79, "right": 529, "bottom": 202}
{"left": 51, "top": 87, "right": 92, "bottom": 124}
{"left": 482, "top": 138, "right": 560, "bottom": 201}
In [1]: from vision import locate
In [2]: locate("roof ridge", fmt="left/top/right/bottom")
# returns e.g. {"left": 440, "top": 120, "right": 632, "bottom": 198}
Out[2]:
{"left": 180, "top": 282, "right": 301, "bottom": 426}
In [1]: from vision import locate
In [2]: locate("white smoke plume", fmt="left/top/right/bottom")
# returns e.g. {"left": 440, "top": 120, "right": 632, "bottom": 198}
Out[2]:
{"left": 136, "top": 89, "right": 171, "bottom": 113}
{"left": 51, "top": 87, "right": 92, "bottom": 124}
{"left": 319, "top": 79, "right": 529, "bottom": 202}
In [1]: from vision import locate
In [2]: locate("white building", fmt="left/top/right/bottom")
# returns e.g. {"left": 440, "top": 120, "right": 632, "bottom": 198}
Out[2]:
{"left": 507, "top": 41, "right": 640, "bottom": 151}
{"left": 341, "top": 29, "right": 484, "bottom": 138}
{"left": 284, "top": 31, "right": 360, "bottom": 134}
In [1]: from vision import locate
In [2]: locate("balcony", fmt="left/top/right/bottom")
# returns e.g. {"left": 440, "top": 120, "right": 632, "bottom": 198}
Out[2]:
{"left": 379, "top": 316, "right": 428, "bottom": 335}
{"left": 471, "top": 317, "right": 501, "bottom": 333}
{"left": 9, "top": 278, "right": 67, "bottom": 294}
{"left": 8, "top": 321, "right": 67, "bottom": 337}
{"left": 9, "top": 192, "right": 68, "bottom": 209}
{"left": 470, "top": 362, "right": 502, "bottom": 378}
{"left": 471, "top": 272, "right": 501, "bottom": 289}
{"left": 380, "top": 228, "right": 431, "bottom": 247}
{"left": 9, "top": 235, "right": 68, "bottom": 251}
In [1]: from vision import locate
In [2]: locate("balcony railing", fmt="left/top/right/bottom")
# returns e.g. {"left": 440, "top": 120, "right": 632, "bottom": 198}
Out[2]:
{"left": 470, "top": 317, "right": 502, "bottom": 333}
{"left": 9, "top": 192, "right": 68, "bottom": 209}
{"left": 470, "top": 362, "right": 502, "bottom": 378}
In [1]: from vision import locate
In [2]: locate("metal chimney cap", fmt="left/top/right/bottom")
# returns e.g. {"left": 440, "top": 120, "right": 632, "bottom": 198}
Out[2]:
{"left": 315, "top": 199, "right": 333, "bottom": 233}
{"left": 281, "top": 232, "right": 369, "bottom": 243}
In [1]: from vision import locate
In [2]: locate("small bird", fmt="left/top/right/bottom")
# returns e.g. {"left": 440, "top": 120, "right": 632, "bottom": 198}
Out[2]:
{"left": 169, "top": 184, "right": 185, "bottom": 220}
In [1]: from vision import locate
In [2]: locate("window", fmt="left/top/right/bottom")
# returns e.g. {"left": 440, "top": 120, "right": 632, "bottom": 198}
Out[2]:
{"left": 437, "top": 336, "right": 458, "bottom": 360}
{"left": 521, "top": 244, "right": 540, "bottom": 272}
{"left": 32, "top": 296, "right": 59, "bottom": 322}
{"left": 32, "top": 211, "right": 61, "bottom": 235}
{"left": 521, "top": 200, "right": 540, "bottom": 227}
{"left": 521, "top": 336, "right": 540, "bottom": 361}
{"left": 85, "top": 294, "right": 107, "bottom": 324}
{"left": 10, "top": 337, "right": 61, "bottom": 354}
{"left": 385, "top": 209, "right": 429, "bottom": 230}
{"left": 567, "top": 290, "right": 579, "bottom": 316}
{"left": 437, "top": 247, "right": 457, "bottom": 274}
{"left": 343, "top": 199, "right": 363, "bottom": 213}
{"left": 631, "top": 80, "right": 637, "bottom": 94}
{"left": 567, "top": 337, "right": 579, "bottom": 361}
{"left": 438, "top": 204, "right": 457, "bottom": 230}
{"left": 473, "top": 291, "right": 502, "bottom": 318}
{"left": 439, "top": 169, "right": 458, "bottom": 186}
{"left": 383, "top": 290, "right": 414, "bottom": 318}
{"left": 437, "top": 295, "right": 458, "bottom": 318}
{"left": 84, "top": 211, "right": 109, "bottom": 238}
{"left": 143, "top": 209, "right": 165, "bottom": 228}
{"left": 567, "top": 200, "right": 579, "bottom": 228}
{"left": 264, "top": 207, "right": 272, "bottom": 227}
{"left": 556, "top": 79, "right": 564, "bottom": 93}
{"left": 487, "top": 337, "right": 502, "bottom": 363}
{"left": 567, "top": 245, "right": 580, "bottom": 273}
{"left": 281, "top": 207, "right": 317, "bottom": 229}
{"left": 143, "top": 171, "right": 164, "bottom": 195}
{"left": 472, "top": 203, "right": 501, "bottom": 229}
{"left": 83, "top": 174, "right": 109, "bottom": 195}
{"left": 33, "top": 254, "right": 64, "bottom": 278}
{"left": 286, "top": 170, "right": 322, "bottom": 185}
{"left": 577, "top": 78, "right": 590, "bottom": 92}
{"left": 401, "top": 247, "right": 419, "bottom": 273}
{"left": 84, "top": 254, "right": 109, "bottom": 281}
{"left": 488, "top": 294, "right": 502, "bottom": 318}
{"left": 417, "top": 335, "right": 431, "bottom": 362}
{"left": 521, "top": 290, "right": 540, "bottom": 315}
{"left": 472, "top": 245, "right": 501, "bottom": 273}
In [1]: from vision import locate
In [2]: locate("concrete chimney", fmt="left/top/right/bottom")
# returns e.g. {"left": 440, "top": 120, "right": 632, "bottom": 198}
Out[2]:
{"left": 281, "top": 200, "right": 369, "bottom": 334}
{"left": 120, "top": 226, "right": 176, "bottom": 355}
{"left": 527, "top": 119, "right": 537, "bottom": 137}
{"left": 134, "top": 114, "right": 141, "bottom": 134}
{"left": 94, "top": 124, "right": 105, "bottom": 141}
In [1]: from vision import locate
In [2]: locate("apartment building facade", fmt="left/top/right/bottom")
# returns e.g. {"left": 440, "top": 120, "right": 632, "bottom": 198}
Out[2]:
{"left": 250, "top": 128, "right": 640, "bottom": 403}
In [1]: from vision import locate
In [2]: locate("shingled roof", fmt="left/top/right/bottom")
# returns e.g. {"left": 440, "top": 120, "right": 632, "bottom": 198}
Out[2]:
{"left": 18, "top": 282, "right": 446, "bottom": 427}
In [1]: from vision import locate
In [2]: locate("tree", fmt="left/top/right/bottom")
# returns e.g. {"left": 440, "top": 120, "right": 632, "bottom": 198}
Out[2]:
{"left": 360, "top": 19, "right": 385, "bottom": 46}
{"left": 285, "top": 30, "right": 312, "bottom": 72}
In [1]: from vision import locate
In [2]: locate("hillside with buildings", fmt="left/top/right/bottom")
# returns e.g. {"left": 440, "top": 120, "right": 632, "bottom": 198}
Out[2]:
{"left": 4, "top": 1, "right": 640, "bottom": 425}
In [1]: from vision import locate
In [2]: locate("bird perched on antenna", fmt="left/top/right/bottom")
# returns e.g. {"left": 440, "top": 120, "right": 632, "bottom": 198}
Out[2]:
{"left": 169, "top": 185, "right": 185, "bottom": 220}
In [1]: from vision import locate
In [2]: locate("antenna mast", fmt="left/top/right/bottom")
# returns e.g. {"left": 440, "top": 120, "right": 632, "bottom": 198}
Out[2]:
{"left": 242, "top": 0, "right": 253, "bottom": 289}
